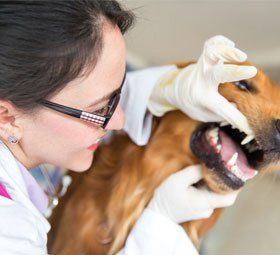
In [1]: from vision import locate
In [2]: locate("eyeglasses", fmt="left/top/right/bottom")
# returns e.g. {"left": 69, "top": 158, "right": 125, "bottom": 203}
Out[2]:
{"left": 38, "top": 74, "right": 126, "bottom": 129}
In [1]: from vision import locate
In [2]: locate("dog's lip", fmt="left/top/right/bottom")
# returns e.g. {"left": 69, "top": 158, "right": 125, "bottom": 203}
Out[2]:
{"left": 190, "top": 123, "right": 260, "bottom": 190}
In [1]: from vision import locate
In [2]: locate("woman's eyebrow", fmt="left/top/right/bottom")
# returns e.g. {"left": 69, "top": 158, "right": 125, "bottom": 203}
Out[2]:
{"left": 87, "top": 73, "right": 126, "bottom": 108}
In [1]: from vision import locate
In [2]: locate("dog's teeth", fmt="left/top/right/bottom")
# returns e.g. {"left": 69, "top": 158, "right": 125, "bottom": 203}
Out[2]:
{"left": 220, "top": 121, "right": 229, "bottom": 127}
{"left": 213, "top": 137, "right": 218, "bottom": 144}
{"left": 230, "top": 166, "right": 258, "bottom": 182}
{"left": 211, "top": 127, "right": 219, "bottom": 134}
{"left": 231, "top": 165, "right": 242, "bottom": 179}
{"left": 208, "top": 127, "right": 219, "bottom": 144}
{"left": 231, "top": 165, "right": 238, "bottom": 171}
{"left": 231, "top": 165, "right": 239, "bottom": 175}
{"left": 227, "top": 152, "right": 238, "bottom": 166}
{"left": 241, "top": 134, "right": 255, "bottom": 145}
{"left": 216, "top": 144, "right": 222, "bottom": 153}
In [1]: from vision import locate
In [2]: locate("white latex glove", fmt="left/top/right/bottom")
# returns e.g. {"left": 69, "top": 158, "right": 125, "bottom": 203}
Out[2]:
{"left": 147, "top": 35, "right": 257, "bottom": 136}
{"left": 147, "top": 165, "right": 238, "bottom": 224}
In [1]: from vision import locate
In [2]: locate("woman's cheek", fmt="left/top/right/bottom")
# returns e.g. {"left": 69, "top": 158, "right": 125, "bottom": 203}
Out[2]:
{"left": 44, "top": 114, "right": 96, "bottom": 147}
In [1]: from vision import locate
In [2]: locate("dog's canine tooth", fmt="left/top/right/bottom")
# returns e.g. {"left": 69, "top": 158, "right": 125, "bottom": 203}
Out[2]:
{"left": 241, "top": 134, "right": 255, "bottom": 145}
{"left": 227, "top": 152, "right": 238, "bottom": 166}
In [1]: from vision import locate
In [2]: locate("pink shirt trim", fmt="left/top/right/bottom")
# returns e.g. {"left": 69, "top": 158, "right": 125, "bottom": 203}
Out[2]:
{"left": 0, "top": 183, "right": 11, "bottom": 200}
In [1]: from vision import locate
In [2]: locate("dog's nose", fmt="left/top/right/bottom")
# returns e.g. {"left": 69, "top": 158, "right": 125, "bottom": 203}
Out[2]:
{"left": 275, "top": 119, "right": 280, "bottom": 132}
{"left": 274, "top": 119, "right": 280, "bottom": 148}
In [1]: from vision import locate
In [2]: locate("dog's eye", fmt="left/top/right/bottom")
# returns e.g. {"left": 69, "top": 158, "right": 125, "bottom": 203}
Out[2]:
{"left": 234, "top": 80, "right": 253, "bottom": 92}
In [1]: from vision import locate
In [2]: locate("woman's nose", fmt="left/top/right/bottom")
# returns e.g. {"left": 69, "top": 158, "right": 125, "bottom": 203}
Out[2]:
{"left": 105, "top": 104, "right": 125, "bottom": 130}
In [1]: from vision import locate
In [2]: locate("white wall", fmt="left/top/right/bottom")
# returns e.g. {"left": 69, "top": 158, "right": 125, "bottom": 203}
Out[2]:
{"left": 123, "top": 0, "right": 280, "bottom": 81}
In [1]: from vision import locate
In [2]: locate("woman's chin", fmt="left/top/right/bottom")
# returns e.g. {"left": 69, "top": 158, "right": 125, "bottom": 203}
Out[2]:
{"left": 66, "top": 151, "right": 94, "bottom": 172}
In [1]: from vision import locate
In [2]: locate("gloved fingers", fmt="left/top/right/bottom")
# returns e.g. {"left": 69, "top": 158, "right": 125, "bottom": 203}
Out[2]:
{"left": 187, "top": 208, "right": 214, "bottom": 221}
{"left": 198, "top": 209, "right": 214, "bottom": 219}
{"left": 204, "top": 35, "right": 235, "bottom": 48}
{"left": 205, "top": 45, "right": 248, "bottom": 64}
{"left": 203, "top": 190, "right": 238, "bottom": 208}
{"left": 214, "top": 64, "right": 257, "bottom": 83}
{"left": 170, "top": 164, "right": 204, "bottom": 186}
{"left": 186, "top": 106, "right": 224, "bottom": 123}
{"left": 208, "top": 94, "right": 254, "bottom": 135}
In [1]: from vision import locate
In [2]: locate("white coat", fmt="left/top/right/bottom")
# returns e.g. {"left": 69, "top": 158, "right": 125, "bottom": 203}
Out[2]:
{"left": 0, "top": 65, "right": 199, "bottom": 255}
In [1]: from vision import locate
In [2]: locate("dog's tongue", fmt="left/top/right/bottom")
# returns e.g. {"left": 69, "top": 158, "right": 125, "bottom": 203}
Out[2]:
{"left": 219, "top": 130, "right": 256, "bottom": 179}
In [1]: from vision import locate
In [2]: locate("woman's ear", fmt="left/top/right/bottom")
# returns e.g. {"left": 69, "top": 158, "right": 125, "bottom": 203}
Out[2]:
{"left": 0, "top": 100, "right": 23, "bottom": 144}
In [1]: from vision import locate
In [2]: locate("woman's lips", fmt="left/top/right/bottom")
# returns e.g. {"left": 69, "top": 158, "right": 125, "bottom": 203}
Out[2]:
{"left": 87, "top": 143, "right": 99, "bottom": 151}
{"left": 87, "top": 138, "right": 103, "bottom": 151}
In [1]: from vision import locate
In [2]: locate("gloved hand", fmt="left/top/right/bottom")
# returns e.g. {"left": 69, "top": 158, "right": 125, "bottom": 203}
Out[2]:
{"left": 147, "top": 164, "right": 238, "bottom": 224}
{"left": 147, "top": 35, "right": 257, "bottom": 136}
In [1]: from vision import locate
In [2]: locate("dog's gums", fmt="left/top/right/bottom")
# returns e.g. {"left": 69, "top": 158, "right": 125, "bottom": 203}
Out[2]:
{"left": 191, "top": 123, "right": 261, "bottom": 189}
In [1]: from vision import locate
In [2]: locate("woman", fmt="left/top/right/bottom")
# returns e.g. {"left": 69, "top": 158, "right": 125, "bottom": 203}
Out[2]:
{"left": 0, "top": 1, "right": 257, "bottom": 254}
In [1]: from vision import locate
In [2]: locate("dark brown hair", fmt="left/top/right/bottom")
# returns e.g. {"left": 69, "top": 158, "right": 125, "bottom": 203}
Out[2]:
{"left": 0, "top": 0, "right": 134, "bottom": 113}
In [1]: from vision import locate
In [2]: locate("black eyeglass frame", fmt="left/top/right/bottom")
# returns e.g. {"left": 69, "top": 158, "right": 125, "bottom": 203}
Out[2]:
{"left": 38, "top": 74, "right": 126, "bottom": 129}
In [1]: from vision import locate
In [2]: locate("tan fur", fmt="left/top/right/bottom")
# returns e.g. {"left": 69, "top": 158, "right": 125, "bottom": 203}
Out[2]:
{"left": 48, "top": 63, "right": 280, "bottom": 255}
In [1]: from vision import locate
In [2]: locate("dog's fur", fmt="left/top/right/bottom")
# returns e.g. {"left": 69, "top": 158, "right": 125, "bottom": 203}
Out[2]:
{"left": 48, "top": 62, "right": 280, "bottom": 255}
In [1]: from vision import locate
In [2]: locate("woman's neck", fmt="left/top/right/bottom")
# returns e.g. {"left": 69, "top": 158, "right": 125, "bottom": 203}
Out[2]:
{"left": 2, "top": 140, "right": 39, "bottom": 170}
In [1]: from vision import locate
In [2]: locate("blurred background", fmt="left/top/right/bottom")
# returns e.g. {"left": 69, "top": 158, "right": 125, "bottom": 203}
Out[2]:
{"left": 123, "top": 0, "right": 280, "bottom": 82}
{"left": 122, "top": 1, "right": 280, "bottom": 254}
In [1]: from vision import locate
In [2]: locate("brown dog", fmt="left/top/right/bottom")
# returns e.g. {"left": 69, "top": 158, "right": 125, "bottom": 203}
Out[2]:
{"left": 48, "top": 62, "right": 280, "bottom": 255}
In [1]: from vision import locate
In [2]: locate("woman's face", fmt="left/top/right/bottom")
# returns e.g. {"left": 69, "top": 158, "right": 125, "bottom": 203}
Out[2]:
{"left": 19, "top": 22, "right": 126, "bottom": 171}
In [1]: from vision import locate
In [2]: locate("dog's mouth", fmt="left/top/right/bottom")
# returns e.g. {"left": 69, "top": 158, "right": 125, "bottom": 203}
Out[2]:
{"left": 191, "top": 123, "right": 264, "bottom": 190}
